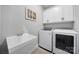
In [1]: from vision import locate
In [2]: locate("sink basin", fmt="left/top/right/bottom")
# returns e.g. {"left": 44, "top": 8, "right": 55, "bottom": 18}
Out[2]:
{"left": 6, "top": 33, "right": 37, "bottom": 54}
{"left": 6, "top": 33, "right": 37, "bottom": 49}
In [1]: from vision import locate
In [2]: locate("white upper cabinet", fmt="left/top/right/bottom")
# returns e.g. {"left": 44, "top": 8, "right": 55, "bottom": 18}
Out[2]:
{"left": 43, "top": 5, "right": 74, "bottom": 23}
{"left": 62, "top": 5, "right": 73, "bottom": 22}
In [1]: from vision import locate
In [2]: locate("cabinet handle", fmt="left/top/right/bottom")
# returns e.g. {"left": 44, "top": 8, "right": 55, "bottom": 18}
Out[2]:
{"left": 47, "top": 20, "right": 49, "bottom": 23}
{"left": 61, "top": 17, "right": 64, "bottom": 20}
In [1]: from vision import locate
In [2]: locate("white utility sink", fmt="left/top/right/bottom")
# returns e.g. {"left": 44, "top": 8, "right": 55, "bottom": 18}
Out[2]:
{"left": 6, "top": 33, "right": 37, "bottom": 54}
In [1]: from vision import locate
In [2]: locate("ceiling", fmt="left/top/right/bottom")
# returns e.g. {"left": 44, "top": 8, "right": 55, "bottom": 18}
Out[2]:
{"left": 41, "top": 5, "right": 55, "bottom": 10}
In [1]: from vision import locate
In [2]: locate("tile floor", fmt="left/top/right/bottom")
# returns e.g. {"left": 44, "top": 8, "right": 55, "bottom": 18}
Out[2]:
{"left": 31, "top": 47, "right": 51, "bottom": 54}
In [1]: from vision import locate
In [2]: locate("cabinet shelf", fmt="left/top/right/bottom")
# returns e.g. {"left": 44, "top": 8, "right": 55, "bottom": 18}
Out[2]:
{"left": 43, "top": 21, "right": 74, "bottom": 25}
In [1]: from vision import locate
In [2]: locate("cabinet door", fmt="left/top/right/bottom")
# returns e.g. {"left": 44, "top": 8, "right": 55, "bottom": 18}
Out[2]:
{"left": 62, "top": 5, "right": 73, "bottom": 22}
{"left": 43, "top": 6, "right": 62, "bottom": 23}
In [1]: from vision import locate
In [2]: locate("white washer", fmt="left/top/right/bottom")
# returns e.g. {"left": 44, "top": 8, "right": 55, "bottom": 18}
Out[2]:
{"left": 39, "top": 29, "right": 54, "bottom": 51}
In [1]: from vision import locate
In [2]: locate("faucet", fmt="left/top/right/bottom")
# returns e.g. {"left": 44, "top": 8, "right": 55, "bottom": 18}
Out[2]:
{"left": 17, "top": 32, "right": 23, "bottom": 36}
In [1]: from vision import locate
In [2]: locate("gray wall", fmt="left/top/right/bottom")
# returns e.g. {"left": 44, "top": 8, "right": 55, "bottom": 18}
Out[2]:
{"left": 73, "top": 6, "right": 79, "bottom": 32}
{"left": 43, "top": 22, "right": 74, "bottom": 30}
{"left": 2, "top": 5, "right": 43, "bottom": 37}
{"left": 2, "top": 6, "right": 24, "bottom": 37}
{"left": 0, "top": 6, "right": 8, "bottom": 54}
{"left": 23, "top": 5, "right": 43, "bottom": 35}
{"left": 0, "top": 6, "right": 3, "bottom": 45}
